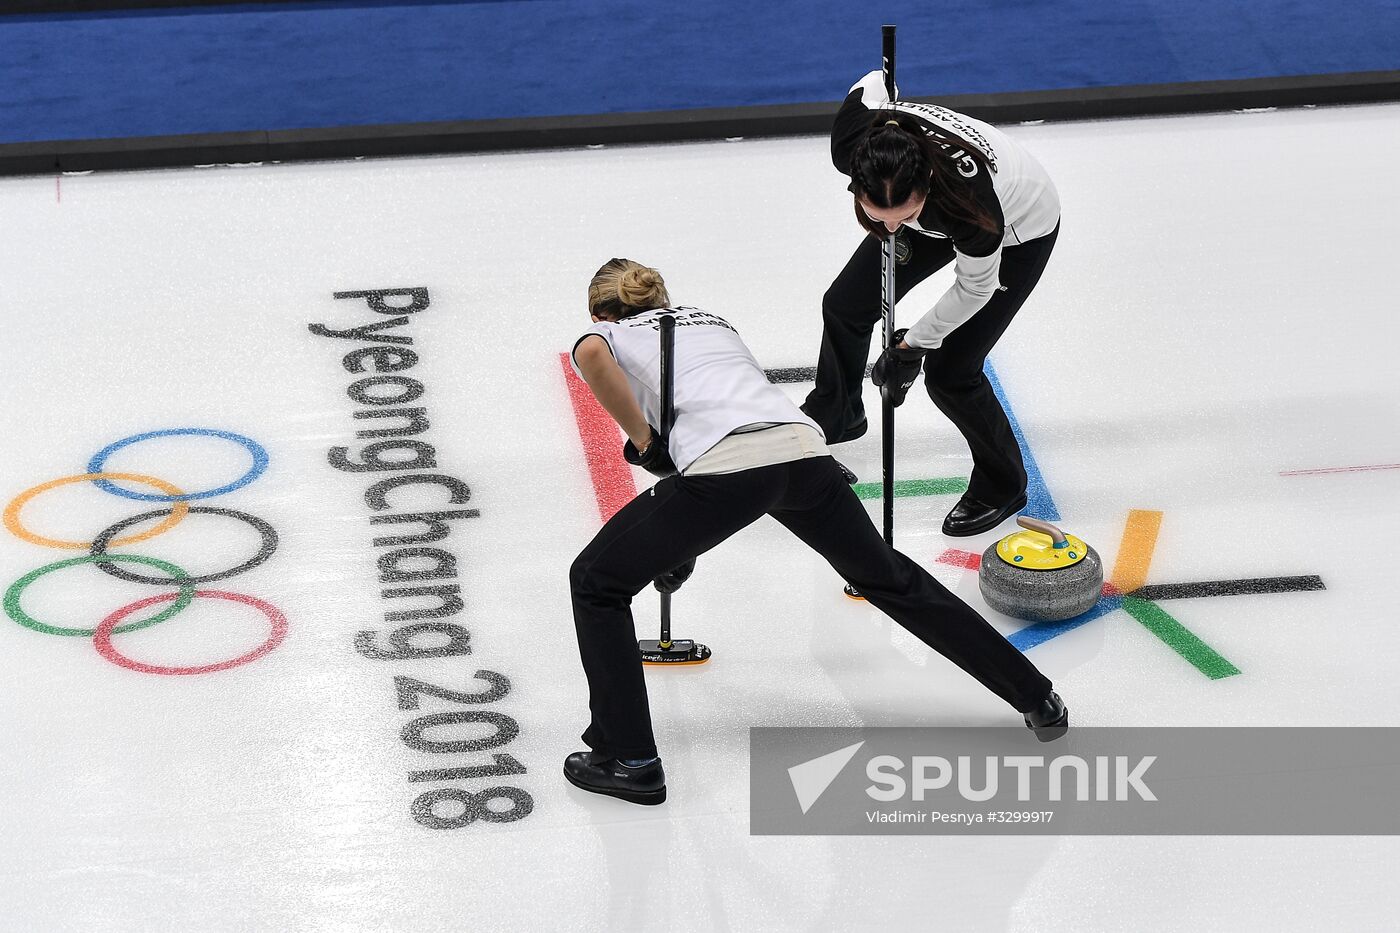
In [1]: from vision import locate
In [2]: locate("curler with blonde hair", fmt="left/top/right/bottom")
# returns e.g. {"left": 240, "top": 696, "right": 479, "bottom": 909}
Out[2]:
{"left": 588, "top": 258, "right": 670, "bottom": 321}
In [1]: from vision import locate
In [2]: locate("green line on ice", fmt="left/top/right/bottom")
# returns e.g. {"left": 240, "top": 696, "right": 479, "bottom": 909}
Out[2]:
{"left": 1121, "top": 597, "right": 1241, "bottom": 680}
{"left": 852, "top": 477, "right": 969, "bottom": 500}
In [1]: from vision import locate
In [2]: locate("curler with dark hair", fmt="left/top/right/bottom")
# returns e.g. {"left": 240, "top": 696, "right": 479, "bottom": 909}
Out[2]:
{"left": 807, "top": 56, "right": 1063, "bottom": 550}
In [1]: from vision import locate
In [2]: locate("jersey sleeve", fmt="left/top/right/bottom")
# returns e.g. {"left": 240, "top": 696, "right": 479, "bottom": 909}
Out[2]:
{"left": 568, "top": 324, "right": 616, "bottom": 380}
{"left": 831, "top": 71, "right": 891, "bottom": 176}
{"left": 903, "top": 244, "right": 1005, "bottom": 350}
{"left": 903, "top": 160, "right": 1006, "bottom": 349}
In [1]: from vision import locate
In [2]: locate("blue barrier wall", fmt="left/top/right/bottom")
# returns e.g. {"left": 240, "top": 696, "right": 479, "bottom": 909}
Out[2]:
{"left": 2, "top": 0, "right": 1398, "bottom": 145}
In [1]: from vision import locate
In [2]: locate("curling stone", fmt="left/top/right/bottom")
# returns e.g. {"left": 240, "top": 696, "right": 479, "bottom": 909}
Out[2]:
{"left": 979, "top": 517, "right": 1103, "bottom": 622}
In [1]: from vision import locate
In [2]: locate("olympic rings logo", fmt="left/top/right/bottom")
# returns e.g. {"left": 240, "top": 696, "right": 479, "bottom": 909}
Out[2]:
{"left": 3, "top": 428, "right": 287, "bottom": 676}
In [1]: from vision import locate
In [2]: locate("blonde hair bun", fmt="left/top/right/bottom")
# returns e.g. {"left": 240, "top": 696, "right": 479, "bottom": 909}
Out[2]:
{"left": 588, "top": 258, "right": 671, "bottom": 320}
{"left": 617, "top": 265, "right": 667, "bottom": 309}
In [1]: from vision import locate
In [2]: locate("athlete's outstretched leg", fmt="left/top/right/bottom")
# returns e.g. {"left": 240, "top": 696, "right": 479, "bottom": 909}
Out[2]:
{"left": 770, "top": 457, "right": 1052, "bottom": 712}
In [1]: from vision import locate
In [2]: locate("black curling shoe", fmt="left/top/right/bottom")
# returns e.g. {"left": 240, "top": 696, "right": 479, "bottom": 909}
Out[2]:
{"left": 942, "top": 493, "right": 1028, "bottom": 537}
{"left": 1024, "top": 692, "right": 1069, "bottom": 742}
{"left": 563, "top": 752, "right": 667, "bottom": 805}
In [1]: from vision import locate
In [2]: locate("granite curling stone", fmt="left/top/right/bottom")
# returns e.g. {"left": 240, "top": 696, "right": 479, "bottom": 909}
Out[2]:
{"left": 979, "top": 517, "right": 1103, "bottom": 622}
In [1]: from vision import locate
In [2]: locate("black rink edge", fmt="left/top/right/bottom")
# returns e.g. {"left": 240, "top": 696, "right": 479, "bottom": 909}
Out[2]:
{"left": 3, "top": 70, "right": 1399, "bottom": 177}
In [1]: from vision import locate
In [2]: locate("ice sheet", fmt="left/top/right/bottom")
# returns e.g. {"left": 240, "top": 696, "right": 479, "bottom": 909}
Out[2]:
{"left": 2, "top": 103, "right": 1399, "bottom": 932}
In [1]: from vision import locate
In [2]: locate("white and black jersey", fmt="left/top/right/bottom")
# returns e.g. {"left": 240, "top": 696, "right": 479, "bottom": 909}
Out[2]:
{"left": 570, "top": 307, "right": 823, "bottom": 473}
{"left": 832, "top": 71, "right": 1061, "bottom": 349}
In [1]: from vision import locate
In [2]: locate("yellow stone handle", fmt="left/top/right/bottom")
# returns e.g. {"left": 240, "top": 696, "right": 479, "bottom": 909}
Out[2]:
{"left": 1016, "top": 516, "right": 1068, "bottom": 547}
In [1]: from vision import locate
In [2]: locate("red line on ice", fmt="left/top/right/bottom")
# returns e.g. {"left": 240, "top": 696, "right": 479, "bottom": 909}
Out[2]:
{"left": 1279, "top": 463, "right": 1400, "bottom": 476}
{"left": 936, "top": 549, "right": 981, "bottom": 571}
{"left": 560, "top": 352, "right": 636, "bottom": 522}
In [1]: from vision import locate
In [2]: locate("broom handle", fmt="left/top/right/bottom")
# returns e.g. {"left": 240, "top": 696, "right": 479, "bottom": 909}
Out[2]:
{"left": 882, "top": 24, "right": 896, "bottom": 100}
{"left": 880, "top": 24, "right": 897, "bottom": 546}
{"left": 660, "top": 314, "right": 676, "bottom": 442}
{"left": 658, "top": 314, "right": 677, "bottom": 646}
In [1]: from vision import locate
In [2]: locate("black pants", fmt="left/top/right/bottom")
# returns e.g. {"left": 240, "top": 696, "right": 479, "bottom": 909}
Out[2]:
{"left": 569, "top": 456, "right": 1053, "bottom": 759}
{"left": 803, "top": 224, "right": 1059, "bottom": 505}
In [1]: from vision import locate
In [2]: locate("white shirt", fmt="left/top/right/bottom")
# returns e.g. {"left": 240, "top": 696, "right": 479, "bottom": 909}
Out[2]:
{"left": 570, "top": 307, "right": 825, "bottom": 474}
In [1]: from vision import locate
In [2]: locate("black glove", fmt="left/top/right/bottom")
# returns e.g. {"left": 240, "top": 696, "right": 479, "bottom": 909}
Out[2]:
{"left": 870, "top": 328, "right": 926, "bottom": 407}
{"left": 653, "top": 558, "right": 696, "bottom": 594}
{"left": 623, "top": 427, "right": 677, "bottom": 478}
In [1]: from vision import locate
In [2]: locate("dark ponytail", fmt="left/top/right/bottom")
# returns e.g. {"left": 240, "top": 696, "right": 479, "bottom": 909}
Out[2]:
{"left": 848, "top": 112, "right": 999, "bottom": 237}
